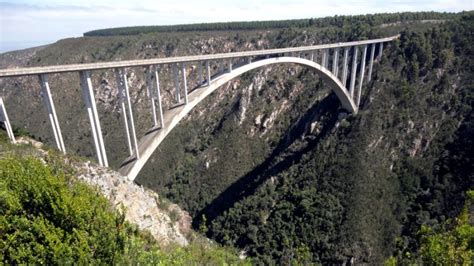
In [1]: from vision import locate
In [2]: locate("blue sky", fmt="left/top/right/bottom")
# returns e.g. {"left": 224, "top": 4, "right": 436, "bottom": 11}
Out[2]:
{"left": 0, "top": 0, "right": 472, "bottom": 53}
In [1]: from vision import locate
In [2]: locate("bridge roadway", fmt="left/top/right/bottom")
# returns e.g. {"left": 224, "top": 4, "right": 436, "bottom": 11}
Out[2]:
{"left": 0, "top": 35, "right": 398, "bottom": 78}
{"left": 0, "top": 34, "right": 399, "bottom": 181}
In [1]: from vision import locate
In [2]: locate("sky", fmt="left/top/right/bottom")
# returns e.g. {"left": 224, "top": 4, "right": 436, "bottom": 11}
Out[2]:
{"left": 0, "top": 0, "right": 472, "bottom": 53}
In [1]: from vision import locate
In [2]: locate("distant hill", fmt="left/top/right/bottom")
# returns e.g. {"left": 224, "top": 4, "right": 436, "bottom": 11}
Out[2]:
{"left": 83, "top": 11, "right": 457, "bottom": 36}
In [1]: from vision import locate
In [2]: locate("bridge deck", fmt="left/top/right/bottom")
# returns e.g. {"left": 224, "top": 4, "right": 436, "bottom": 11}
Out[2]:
{"left": 0, "top": 35, "right": 399, "bottom": 78}
{"left": 0, "top": 35, "right": 399, "bottom": 180}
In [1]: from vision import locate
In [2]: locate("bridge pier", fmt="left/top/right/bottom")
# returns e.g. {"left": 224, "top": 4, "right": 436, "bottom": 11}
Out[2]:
{"left": 146, "top": 66, "right": 164, "bottom": 128}
{"left": 0, "top": 97, "right": 15, "bottom": 143}
{"left": 228, "top": 59, "right": 233, "bottom": 72}
{"left": 205, "top": 61, "right": 211, "bottom": 86}
{"left": 368, "top": 43, "right": 376, "bottom": 81}
{"left": 181, "top": 63, "right": 189, "bottom": 104}
{"left": 219, "top": 60, "right": 225, "bottom": 74}
{"left": 342, "top": 47, "right": 349, "bottom": 87}
{"left": 146, "top": 67, "right": 158, "bottom": 128}
{"left": 198, "top": 62, "right": 203, "bottom": 85}
{"left": 116, "top": 69, "right": 133, "bottom": 156}
{"left": 79, "top": 71, "right": 108, "bottom": 166}
{"left": 39, "top": 74, "right": 66, "bottom": 154}
{"left": 356, "top": 45, "right": 368, "bottom": 107}
{"left": 349, "top": 46, "right": 359, "bottom": 98}
{"left": 174, "top": 64, "right": 181, "bottom": 103}
{"left": 321, "top": 49, "right": 328, "bottom": 68}
{"left": 152, "top": 66, "right": 165, "bottom": 128}
{"left": 115, "top": 68, "right": 139, "bottom": 160}
{"left": 378, "top": 42, "right": 383, "bottom": 60}
{"left": 325, "top": 50, "right": 330, "bottom": 68}
{"left": 332, "top": 48, "right": 339, "bottom": 77}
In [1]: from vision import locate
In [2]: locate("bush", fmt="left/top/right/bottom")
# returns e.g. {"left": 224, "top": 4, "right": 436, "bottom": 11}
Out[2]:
{"left": 0, "top": 156, "right": 128, "bottom": 264}
{"left": 418, "top": 190, "right": 474, "bottom": 265}
{"left": 0, "top": 155, "right": 250, "bottom": 264}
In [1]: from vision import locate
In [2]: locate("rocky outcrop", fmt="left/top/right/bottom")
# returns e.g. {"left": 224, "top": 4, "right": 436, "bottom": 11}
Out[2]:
{"left": 15, "top": 137, "right": 192, "bottom": 247}
{"left": 74, "top": 162, "right": 192, "bottom": 246}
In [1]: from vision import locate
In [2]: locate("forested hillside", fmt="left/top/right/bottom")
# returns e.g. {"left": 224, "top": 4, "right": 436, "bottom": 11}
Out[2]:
{"left": 141, "top": 14, "right": 473, "bottom": 264}
{"left": 84, "top": 12, "right": 455, "bottom": 36}
{"left": 1, "top": 12, "right": 472, "bottom": 264}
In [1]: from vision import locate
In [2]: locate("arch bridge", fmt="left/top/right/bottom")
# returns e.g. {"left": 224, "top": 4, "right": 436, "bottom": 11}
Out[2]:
{"left": 0, "top": 35, "right": 398, "bottom": 181}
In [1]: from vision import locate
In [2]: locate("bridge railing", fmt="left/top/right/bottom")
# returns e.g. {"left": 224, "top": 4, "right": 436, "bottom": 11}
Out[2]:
{"left": 0, "top": 35, "right": 398, "bottom": 172}
{"left": 0, "top": 35, "right": 398, "bottom": 78}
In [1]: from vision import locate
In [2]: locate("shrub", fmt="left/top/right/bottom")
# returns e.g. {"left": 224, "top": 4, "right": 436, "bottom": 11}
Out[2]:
{"left": 0, "top": 155, "right": 250, "bottom": 264}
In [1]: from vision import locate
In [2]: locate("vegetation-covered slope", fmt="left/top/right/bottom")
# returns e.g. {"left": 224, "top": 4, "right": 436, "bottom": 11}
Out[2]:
{"left": 0, "top": 132, "right": 249, "bottom": 264}
{"left": 138, "top": 14, "right": 473, "bottom": 264}
{"left": 84, "top": 11, "right": 455, "bottom": 36}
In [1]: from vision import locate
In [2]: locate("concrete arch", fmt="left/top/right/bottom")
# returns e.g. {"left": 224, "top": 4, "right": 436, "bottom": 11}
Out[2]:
{"left": 120, "top": 56, "right": 357, "bottom": 180}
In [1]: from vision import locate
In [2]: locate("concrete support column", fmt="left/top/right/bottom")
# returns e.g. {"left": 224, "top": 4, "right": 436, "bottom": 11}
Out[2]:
{"left": 228, "top": 59, "right": 233, "bottom": 72}
{"left": 356, "top": 45, "right": 368, "bottom": 107}
{"left": 332, "top": 48, "right": 339, "bottom": 77}
{"left": 342, "top": 47, "right": 349, "bottom": 87}
{"left": 39, "top": 74, "right": 66, "bottom": 153}
{"left": 321, "top": 49, "right": 328, "bottom": 68}
{"left": 181, "top": 62, "right": 188, "bottom": 104}
{"left": 368, "top": 43, "right": 376, "bottom": 81}
{"left": 349, "top": 46, "right": 359, "bottom": 99}
{"left": 198, "top": 62, "right": 203, "bottom": 85}
{"left": 378, "top": 42, "right": 383, "bottom": 60}
{"left": 145, "top": 66, "right": 158, "bottom": 128}
{"left": 116, "top": 69, "right": 133, "bottom": 156}
{"left": 152, "top": 65, "right": 165, "bottom": 128}
{"left": 115, "top": 68, "right": 139, "bottom": 160}
{"left": 0, "top": 97, "right": 15, "bottom": 143}
{"left": 219, "top": 60, "right": 224, "bottom": 74}
{"left": 247, "top": 57, "right": 252, "bottom": 64}
{"left": 324, "top": 49, "right": 330, "bottom": 70}
{"left": 206, "top": 61, "right": 211, "bottom": 86}
{"left": 173, "top": 64, "right": 181, "bottom": 103}
{"left": 310, "top": 51, "right": 314, "bottom": 61}
{"left": 79, "top": 71, "right": 108, "bottom": 166}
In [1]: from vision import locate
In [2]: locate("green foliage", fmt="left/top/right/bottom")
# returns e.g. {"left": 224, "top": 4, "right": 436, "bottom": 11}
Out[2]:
{"left": 0, "top": 154, "right": 249, "bottom": 264}
{"left": 84, "top": 12, "right": 457, "bottom": 36}
{"left": 0, "top": 156, "right": 127, "bottom": 264}
{"left": 387, "top": 190, "right": 474, "bottom": 265}
{"left": 124, "top": 12, "right": 474, "bottom": 264}
{"left": 418, "top": 190, "right": 474, "bottom": 265}
{"left": 199, "top": 214, "right": 208, "bottom": 235}
{"left": 383, "top": 256, "right": 397, "bottom": 266}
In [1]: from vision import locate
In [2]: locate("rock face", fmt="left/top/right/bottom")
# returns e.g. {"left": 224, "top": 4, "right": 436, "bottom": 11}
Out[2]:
{"left": 74, "top": 161, "right": 192, "bottom": 246}
{"left": 16, "top": 137, "right": 192, "bottom": 246}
